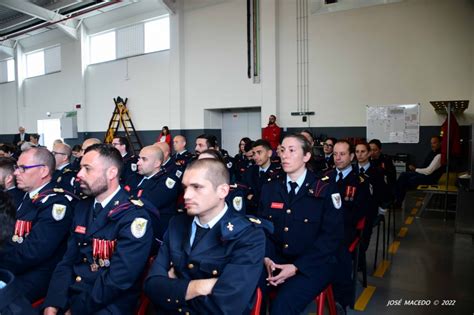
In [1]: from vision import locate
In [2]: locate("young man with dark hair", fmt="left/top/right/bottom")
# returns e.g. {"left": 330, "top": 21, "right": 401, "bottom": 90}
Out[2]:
{"left": 369, "top": 139, "right": 397, "bottom": 195}
{"left": 144, "top": 158, "right": 268, "bottom": 314}
{"left": 242, "top": 139, "right": 283, "bottom": 215}
{"left": 43, "top": 144, "right": 153, "bottom": 314}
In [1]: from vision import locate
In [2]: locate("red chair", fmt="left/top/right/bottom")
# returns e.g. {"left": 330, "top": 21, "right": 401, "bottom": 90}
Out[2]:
{"left": 315, "top": 284, "right": 337, "bottom": 315}
{"left": 349, "top": 217, "right": 367, "bottom": 308}
{"left": 31, "top": 297, "right": 45, "bottom": 308}
{"left": 250, "top": 287, "right": 263, "bottom": 315}
{"left": 135, "top": 256, "right": 156, "bottom": 315}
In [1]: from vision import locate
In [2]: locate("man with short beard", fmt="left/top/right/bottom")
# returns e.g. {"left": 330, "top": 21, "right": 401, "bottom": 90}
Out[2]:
{"left": 43, "top": 144, "right": 153, "bottom": 315}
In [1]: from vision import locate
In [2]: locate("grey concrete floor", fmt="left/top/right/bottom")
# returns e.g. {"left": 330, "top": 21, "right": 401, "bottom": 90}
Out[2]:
{"left": 304, "top": 191, "right": 474, "bottom": 315}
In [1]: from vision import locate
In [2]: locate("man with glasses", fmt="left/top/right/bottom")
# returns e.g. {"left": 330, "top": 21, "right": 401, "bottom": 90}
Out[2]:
{"left": 0, "top": 147, "right": 76, "bottom": 302}
{"left": 52, "top": 142, "right": 77, "bottom": 193}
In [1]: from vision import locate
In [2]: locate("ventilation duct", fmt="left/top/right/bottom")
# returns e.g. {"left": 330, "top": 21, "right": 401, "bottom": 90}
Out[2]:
{"left": 311, "top": 0, "right": 402, "bottom": 15}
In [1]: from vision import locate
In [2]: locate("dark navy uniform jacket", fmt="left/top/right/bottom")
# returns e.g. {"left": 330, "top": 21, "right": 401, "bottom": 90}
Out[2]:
{"left": 126, "top": 168, "right": 179, "bottom": 240}
{"left": 234, "top": 153, "right": 254, "bottom": 182}
{"left": 144, "top": 209, "right": 269, "bottom": 315}
{"left": 327, "top": 166, "right": 371, "bottom": 246}
{"left": 370, "top": 153, "right": 397, "bottom": 192}
{"left": 0, "top": 182, "right": 75, "bottom": 301}
{"left": 120, "top": 153, "right": 139, "bottom": 185}
{"left": 0, "top": 269, "right": 36, "bottom": 315}
{"left": 226, "top": 183, "right": 248, "bottom": 214}
{"left": 242, "top": 162, "right": 283, "bottom": 215}
{"left": 52, "top": 164, "right": 77, "bottom": 193}
{"left": 356, "top": 164, "right": 391, "bottom": 224}
{"left": 6, "top": 187, "right": 24, "bottom": 209}
{"left": 258, "top": 170, "right": 344, "bottom": 276}
{"left": 43, "top": 189, "right": 153, "bottom": 314}
{"left": 173, "top": 151, "right": 194, "bottom": 170}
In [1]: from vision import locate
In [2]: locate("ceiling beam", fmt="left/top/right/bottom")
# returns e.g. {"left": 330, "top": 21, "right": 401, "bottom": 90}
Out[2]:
{"left": 0, "top": 0, "right": 79, "bottom": 39}
{"left": 158, "top": 0, "right": 176, "bottom": 14}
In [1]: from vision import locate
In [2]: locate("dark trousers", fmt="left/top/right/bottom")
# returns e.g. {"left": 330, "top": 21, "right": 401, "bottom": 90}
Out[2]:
{"left": 395, "top": 171, "right": 435, "bottom": 204}
{"left": 259, "top": 262, "right": 335, "bottom": 315}
{"left": 332, "top": 248, "right": 353, "bottom": 308}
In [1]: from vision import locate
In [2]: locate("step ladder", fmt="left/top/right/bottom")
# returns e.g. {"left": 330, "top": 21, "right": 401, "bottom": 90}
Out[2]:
{"left": 104, "top": 97, "right": 143, "bottom": 155}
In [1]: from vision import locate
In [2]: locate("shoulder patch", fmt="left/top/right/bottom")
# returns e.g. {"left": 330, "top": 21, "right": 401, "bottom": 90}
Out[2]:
{"left": 331, "top": 193, "right": 342, "bottom": 209}
{"left": 232, "top": 196, "right": 243, "bottom": 211}
{"left": 131, "top": 163, "right": 137, "bottom": 172}
{"left": 175, "top": 170, "right": 183, "bottom": 178}
{"left": 226, "top": 162, "right": 233, "bottom": 168}
{"left": 52, "top": 204, "right": 67, "bottom": 221}
{"left": 131, "top": 217, "right": 148, "bottom": 238}
{"left": 165, "top": 177, "right": 176, "bottom": 189}
{"left": 130, "top": 199, "right": 144, "bottom": 207}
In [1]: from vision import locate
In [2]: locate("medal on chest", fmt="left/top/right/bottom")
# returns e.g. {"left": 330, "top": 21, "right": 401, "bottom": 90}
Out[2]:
{"left": 344, "top": 186, "right": 357, "bottom": 201}
{"left": 12, "top": 220, "right": 32, "bottom": 243}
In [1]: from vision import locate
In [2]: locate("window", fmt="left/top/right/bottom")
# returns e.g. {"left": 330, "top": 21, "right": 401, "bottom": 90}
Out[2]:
{"left": 27, "top": 50, "right": 45, "bottom": 77}
{"left": 144, "top": 17, "right": 170, "bottom": 53}
{"left": 89, "top": 15, "right": 170, "bottom": 65}
{"left": 26, "top": 46, "right": 61, "bottom": 78}
{"left": 90, "top": 31, "right": 116, "bottom": 64}
{"left": 0, "top": 58, "right": 15, "bottom": 83}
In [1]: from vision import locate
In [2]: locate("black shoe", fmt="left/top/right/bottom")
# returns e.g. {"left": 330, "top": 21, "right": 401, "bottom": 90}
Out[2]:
{"left": 336, "top": 302, "right": 347, "bottom": 315}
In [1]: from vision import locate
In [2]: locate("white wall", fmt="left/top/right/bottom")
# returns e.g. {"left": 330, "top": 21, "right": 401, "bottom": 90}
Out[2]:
{"left": 85, "top": 51, "right": 171, "bottom": 131}
{"left": 0, "top": 82, "right": 18, "bottom": 134}
{"left": 21, "top": 33, "right": 83, "bottom": 132}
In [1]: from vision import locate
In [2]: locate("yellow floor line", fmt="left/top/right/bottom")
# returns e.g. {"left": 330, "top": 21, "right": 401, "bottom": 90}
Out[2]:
{"left": 411, "top": 207, "right": 418, "bottom": 215}
{"left": 354, "top": 285, "right": 377, "bottom": 311}
{"left": 405, "top": 216, "right": 414, "bottom": 225}
{"left": 388, "top": 241, "right": 400, "bottom": 254}
{"left": 398, "top": 227, "right": 408, "bottom": 237}
{"left": 373, "top": 260, "right": 391, "bottom": 278}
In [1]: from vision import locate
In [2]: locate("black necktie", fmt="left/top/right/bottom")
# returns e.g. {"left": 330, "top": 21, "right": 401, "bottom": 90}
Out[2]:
{"left": 192, "top": 225, "right": 209, "bottom": 249}
{"left": 93, "top": 203, "right": 103, "bottom": 220}
{"left": 359, "top": 167, "right": 365, "bottom": 174}
{"left": 289, "top": 182, "right": 298, "bottom": 203}
{"left": 259, "top": 170, "right": 265, "bottom": 178}
{"left": 337, "top": 172, "right": 343, "bottom": 184}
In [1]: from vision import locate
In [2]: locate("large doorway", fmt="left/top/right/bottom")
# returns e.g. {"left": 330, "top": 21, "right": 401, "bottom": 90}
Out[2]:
{"left": 221, "top": 108, "right": 261, "bottom": 156}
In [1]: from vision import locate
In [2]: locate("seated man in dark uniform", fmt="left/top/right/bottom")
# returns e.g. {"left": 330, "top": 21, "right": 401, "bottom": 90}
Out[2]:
{"left": 112, "top": 136, "right": 138, "bottom": 184}
{"left": 369, "top": 139, "right": 397, "bottom": 198}
{"left": 126, "top": 145, "right": 179, "bottom": 241}
{"left": 395, "top": 136, "right": 443, "bottom": 207}
{"left": 0, "top": 190, "right": 36, "bottom": 315}
{"left": 0, "top": 147, "right": 76, "bottom": 302}
{"left": 0, "top": 157, "right": 24, "bottom": 208}
{"left": 172, "top": 135, "right": 194, "bottom": 169}
{"left": 144, "top": 159, "right": 268, "bottom": 314}
{"left": 242, "top": 139, "right": 283, "bottom": 215}
{"left": 51, "top": 143, "right": 77, "bottom": 193}
{"left": 43, "top": 144, "right": 153, "bottom": 315}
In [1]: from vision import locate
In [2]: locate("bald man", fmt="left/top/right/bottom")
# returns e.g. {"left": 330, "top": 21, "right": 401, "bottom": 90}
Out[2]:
{"left": 51, "top": 143, "right": 76, "bottom": 192}
{"left": 126, "top": 145, "right": 180, "bottom": 241}
{"left": 172, "top": 135, "right": 194, "bottom": 169}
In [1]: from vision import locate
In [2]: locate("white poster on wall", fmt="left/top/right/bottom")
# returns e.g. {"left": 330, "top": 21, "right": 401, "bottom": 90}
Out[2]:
{"left": 366, "top": 104, "right": 420, "bottom": 143}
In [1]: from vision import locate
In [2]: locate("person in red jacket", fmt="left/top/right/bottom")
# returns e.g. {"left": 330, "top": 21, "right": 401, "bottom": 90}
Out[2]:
{"left": 157, "top": 126, "right": 172, "bottom": 152}
{"left": 262, "top": 115, "right": 281, "bottom": 151}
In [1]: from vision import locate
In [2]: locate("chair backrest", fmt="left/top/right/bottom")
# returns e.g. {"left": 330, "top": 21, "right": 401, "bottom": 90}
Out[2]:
{"left": 250, "top": 288, "right": 263, "bottom": 315}
{"left": 438, "top": 172, "right": 458, "bottom": 186}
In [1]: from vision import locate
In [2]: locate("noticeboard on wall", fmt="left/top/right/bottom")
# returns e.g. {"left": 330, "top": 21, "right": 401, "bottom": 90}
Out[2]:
{"left": 366, "top": 104, "right": 420, "bottom": 143}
